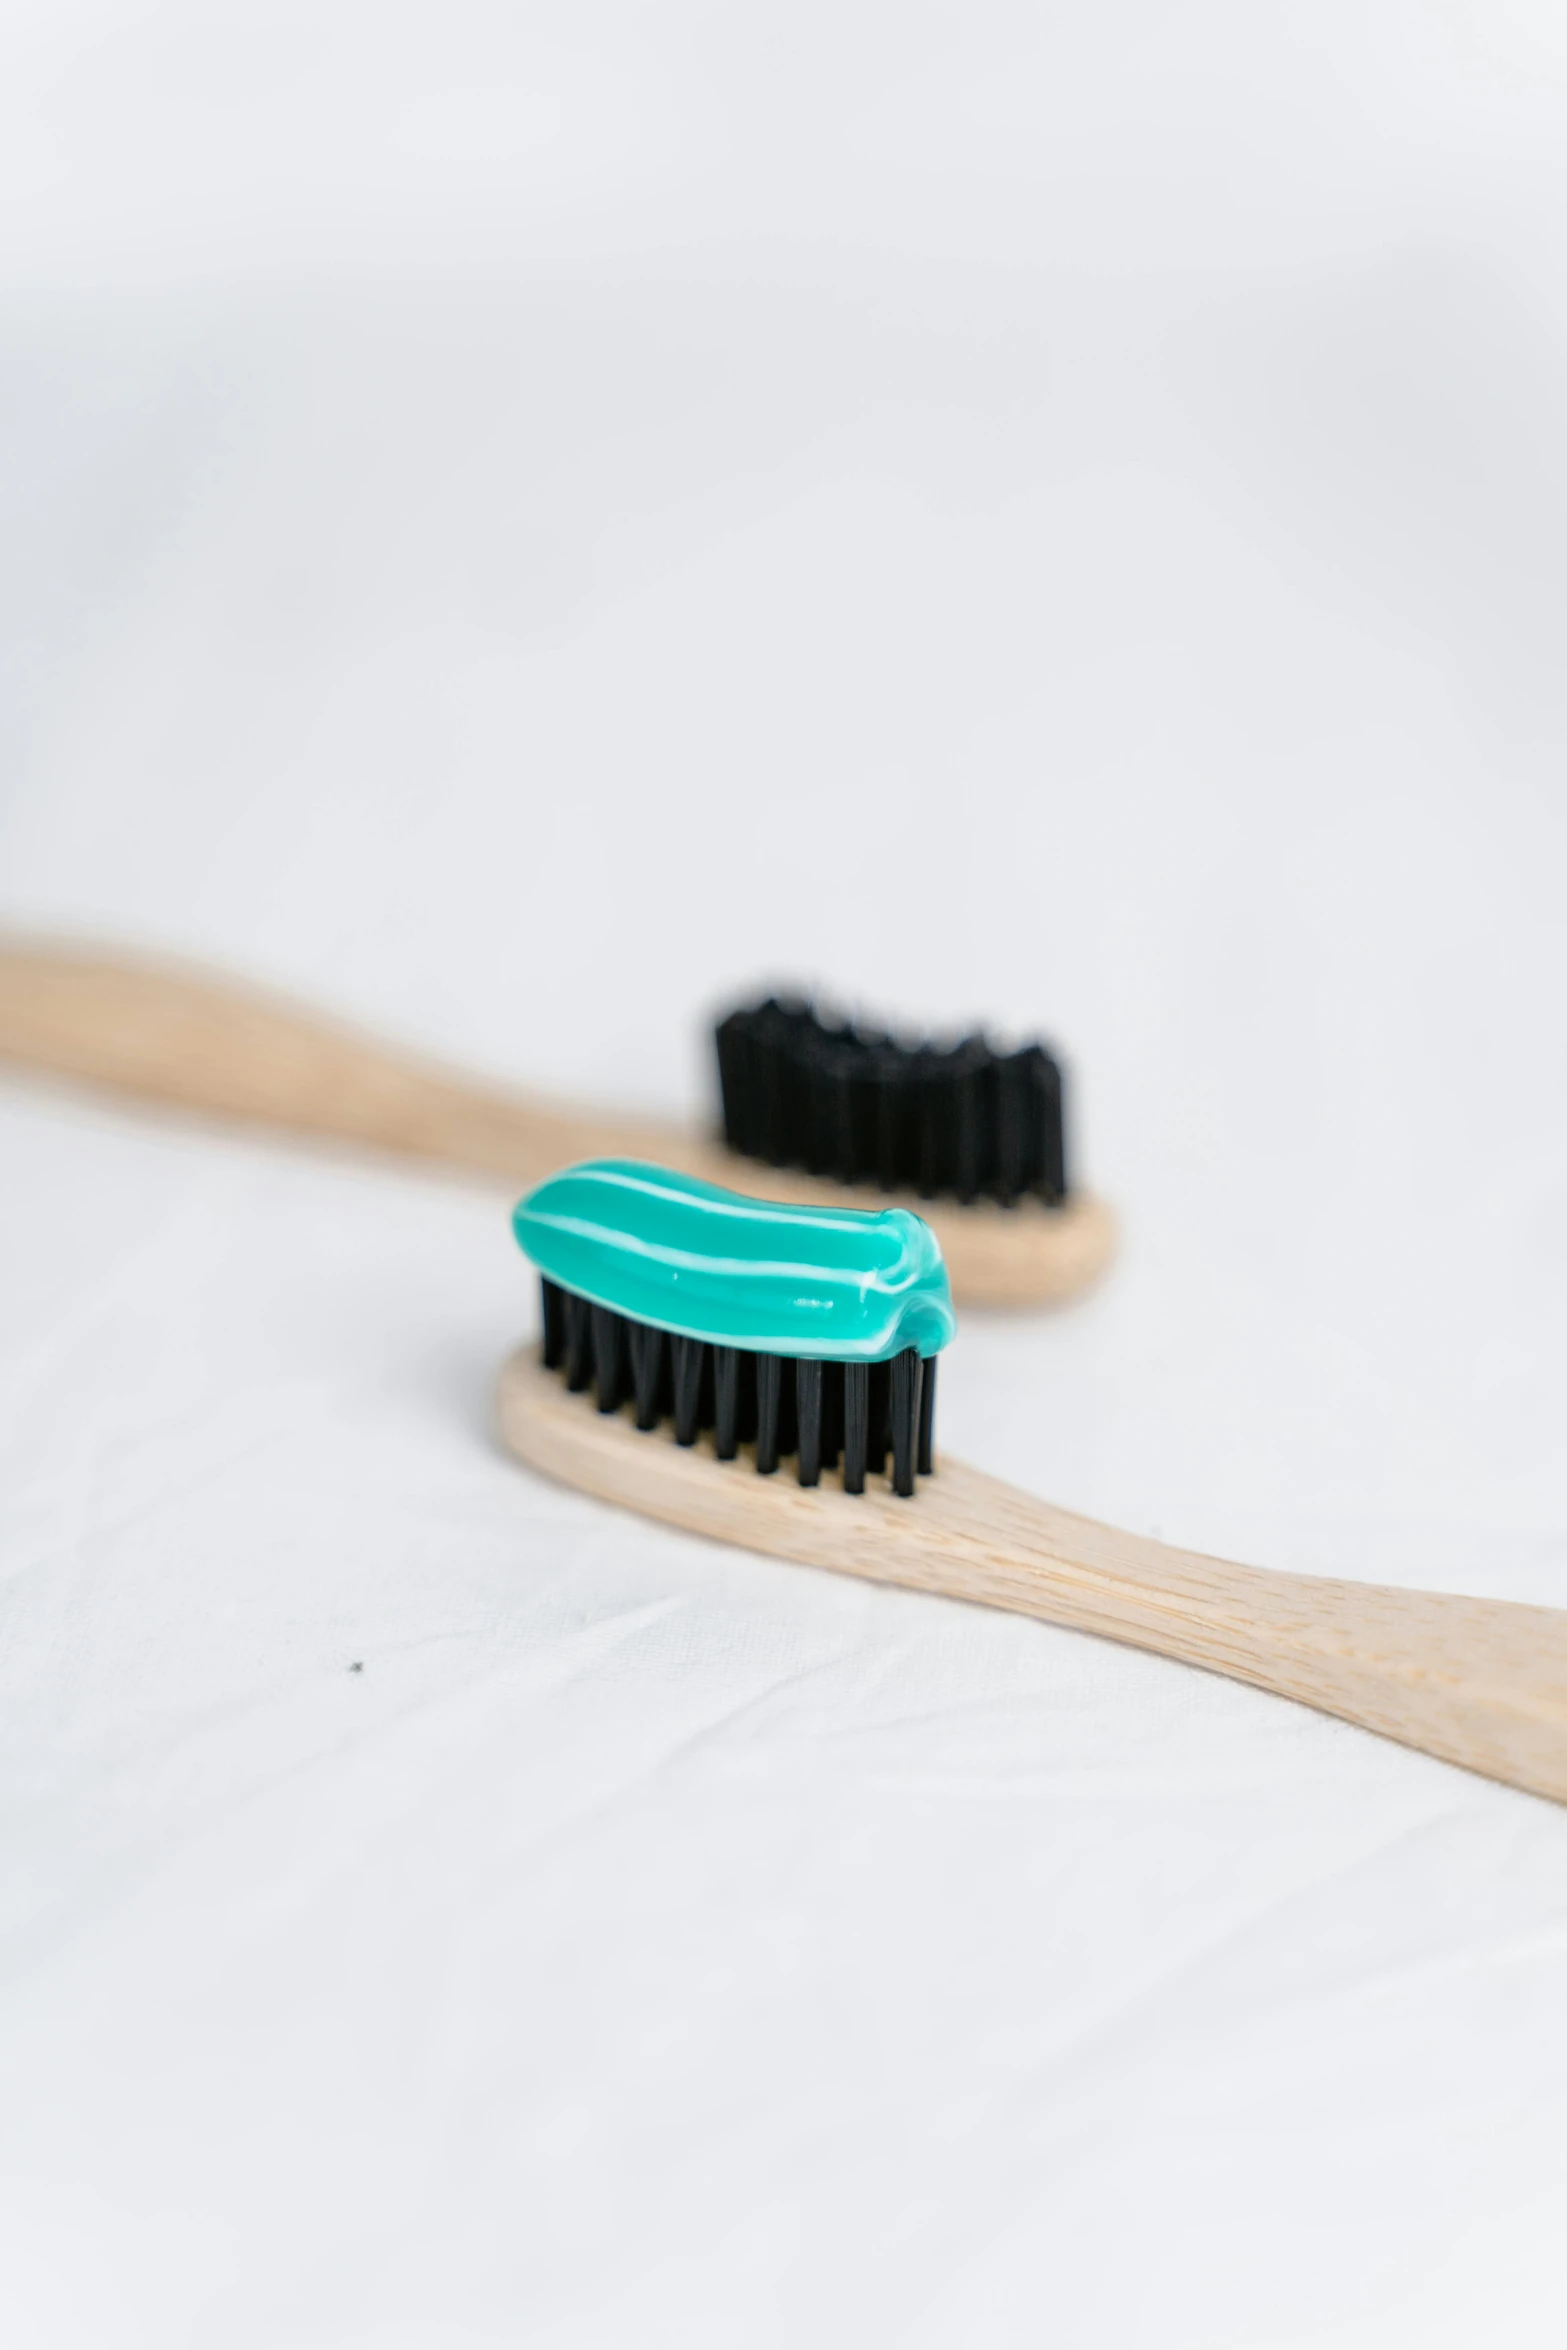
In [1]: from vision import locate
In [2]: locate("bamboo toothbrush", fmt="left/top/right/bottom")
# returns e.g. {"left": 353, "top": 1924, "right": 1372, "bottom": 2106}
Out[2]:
{"left": 0, "top": 937, "right": 1115, "bottom": 1308}
{"left": 501, "top": 1158, "right": 1567, "bottom": 1808}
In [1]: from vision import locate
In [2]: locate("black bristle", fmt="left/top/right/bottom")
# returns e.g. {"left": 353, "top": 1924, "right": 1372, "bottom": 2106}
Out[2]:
{"left": 776, "top": 1357, "right": 799, "bottom": 1461}
{"left": 873, "top": 1061, "right": 901, "bottom": 1191}
{"left": 915, "top": 1055, "right": 943, "bottom": 1198}
{"left": 820, "top": 1360, "right": 842, "bottom": 1473}
{"left": 654, "top": 1330, "right": 676, "bottom": 1421}
{"left": 565, "top": 1291, "right": 593, "bottom": 1391}
{"left": 1029, "top": 1046, "right": 1067, "bottom": 1204}
{"left": 866, "top": 1358, "right": 890, "bottom": 1475}
{"left": 796, "top": 1360, "right": 823, "bottom": 1488}
{"left": 842, "top": 1362, "right": 868, "bottom": 1494}
{"left": 672, "top": 1337, "right": 705, "bottom": 1447}
{"left": 714, "top": 1013, "right": 753, "bottom": 1158}
{"left": 829, "top": 1058, "right": 856, "bottom": 1182}
{"left": 954, "top": 1054, "right": 982, "bottom": 1203}
{"left": 755, "top": 1355, "right": 782, "bottom": 1475}
{"left": 540, "top": 1277, "right": 566, "bottom": 1370}
{"left": 993, "top": 1056, "right": 1023, "bottom": 1203}
{"left": 736, "top": 1348, "right": 759, "bottom": 1445}
{"left": 713, "top": 992, "right": 1068, "bottom": 1205}
{"left": 890, "top": 1348, "right": 919, "bottom": 1498}
{"left": 917, "top": 1353, "right": 937, "bottom": 1476}
{"left": 538, "top": 1284, "right": 940, "bottom": 1499}
{"left": 629, "top": 1322, "right": 663, "bottom": 1430}
{"left": 714, "top": 1347, "right": 740, "bottom": 1459}
{"left": 592, "top": 1306, "right": 624, "bottom": 1413}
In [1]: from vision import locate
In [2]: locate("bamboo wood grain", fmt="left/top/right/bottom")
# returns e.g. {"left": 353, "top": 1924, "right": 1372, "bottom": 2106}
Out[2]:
{"left": 0, "top": 937, "right": 1115, "bottom": 1306}
{"left": 497, "top": 1346, "right": 1567, "bottom": 1806}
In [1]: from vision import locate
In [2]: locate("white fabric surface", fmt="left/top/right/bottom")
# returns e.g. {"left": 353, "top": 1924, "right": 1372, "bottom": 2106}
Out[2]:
{"left": 6, "top": 6, "right": 1567, "bottom": 2344}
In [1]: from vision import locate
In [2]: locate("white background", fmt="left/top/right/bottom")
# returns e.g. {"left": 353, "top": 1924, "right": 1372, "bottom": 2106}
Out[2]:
{"left": 4, "top": 4, "right": 1567, "bottom": 2343}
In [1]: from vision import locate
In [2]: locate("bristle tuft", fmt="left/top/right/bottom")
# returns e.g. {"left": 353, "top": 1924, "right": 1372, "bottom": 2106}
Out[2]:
{"left": 755, "top": 1355, "right": 781, "bottom": 1476}
{"left": 715, "top": 995, "right": 1067, "bottom": 1204}
{"left": 538, "top": 1284, "right": 937, "bottom": 1497}
{"left": 564, "top": 1291, "right": 593, "bottom": 1392}
{"left": 843, "top": 1363, "right": 868, "bottom": 1494}
{"left": 540, "top": 1278, "right": 565, "bottom": 1371}
{"left": 796, "top": 1359, "right": 822, "bottom": 1487}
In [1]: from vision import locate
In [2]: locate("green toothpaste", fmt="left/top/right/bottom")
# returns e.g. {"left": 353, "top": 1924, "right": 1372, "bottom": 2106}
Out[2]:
{"left": 512, "top": 1158, "right": 956, "bottom": 1362}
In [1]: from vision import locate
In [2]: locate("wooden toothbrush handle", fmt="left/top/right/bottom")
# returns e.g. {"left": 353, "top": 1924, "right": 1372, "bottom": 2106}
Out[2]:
{"left": 499, "top": 1348, "right": 1567, "bottom": 1805}
{"left": 911, "top": 1463, "right": 1567, "bottom": 1803}
{"left": 0, "top": 936, "right": 674, "bottom": 1183}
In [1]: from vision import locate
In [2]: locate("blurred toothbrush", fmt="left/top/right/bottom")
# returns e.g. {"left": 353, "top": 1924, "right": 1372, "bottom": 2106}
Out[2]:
{"left": 0, "top": 935, "right": 1115, "bottom": 1307}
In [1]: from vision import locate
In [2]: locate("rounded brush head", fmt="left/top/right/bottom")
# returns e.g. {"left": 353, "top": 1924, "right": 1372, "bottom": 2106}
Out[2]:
{"left": 513, "top": 1157, "right": 954, "bottom": 1497}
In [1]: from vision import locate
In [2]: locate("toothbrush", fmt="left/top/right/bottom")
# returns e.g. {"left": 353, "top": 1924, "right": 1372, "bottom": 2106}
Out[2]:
{"left": 501, "top": 1159, "right": 1567, "bottom": 1808}
{"left": 0, "top": 936, "right": 1115, "bottom": 1307}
